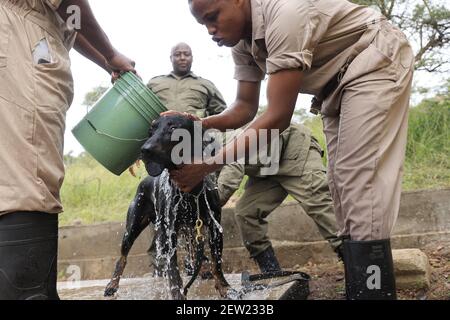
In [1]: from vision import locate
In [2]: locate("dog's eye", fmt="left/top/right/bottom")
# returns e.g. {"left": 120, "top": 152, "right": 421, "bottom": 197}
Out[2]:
{"left": 170, "top": 127, "right": 177, "bottom": 132}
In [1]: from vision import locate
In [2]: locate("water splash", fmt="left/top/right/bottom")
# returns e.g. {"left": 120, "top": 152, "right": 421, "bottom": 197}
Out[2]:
{"left": 150, "top": 170, "right": 225, "bottom": 297}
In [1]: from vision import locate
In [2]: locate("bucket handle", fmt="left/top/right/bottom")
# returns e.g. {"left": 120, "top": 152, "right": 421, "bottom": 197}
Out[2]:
{"left": 87, "top": 120, "right": 149, "bottom": 142}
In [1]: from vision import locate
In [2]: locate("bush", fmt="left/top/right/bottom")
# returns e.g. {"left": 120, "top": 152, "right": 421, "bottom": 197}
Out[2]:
{"left": 60, "top": 88, "right": 450, "bottom": 225}
{"left": 302, "top": 87, "right": 450, "bottom": 191}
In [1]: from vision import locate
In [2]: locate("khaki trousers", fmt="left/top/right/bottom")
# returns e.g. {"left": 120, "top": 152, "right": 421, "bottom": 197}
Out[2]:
{"left": 322, "top": 23, "right": 414, "bottom": 241}
{"left": 235, "top": 147, "right": 341, "bottom": 258}
{"left": 0, "top": 2, "right": 73, "bottom": 215}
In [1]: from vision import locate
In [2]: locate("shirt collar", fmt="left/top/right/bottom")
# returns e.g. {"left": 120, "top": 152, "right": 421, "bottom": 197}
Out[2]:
{"left": 169, "top": 71, "right": 198, "bottom": 80}
{"left": 251, "top": 0, "right": 265, "bottom": 41}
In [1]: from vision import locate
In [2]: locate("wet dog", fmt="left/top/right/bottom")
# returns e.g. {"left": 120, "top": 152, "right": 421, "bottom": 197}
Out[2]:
{"left": 104, "top": 115, "right": 230, "bottom": 300}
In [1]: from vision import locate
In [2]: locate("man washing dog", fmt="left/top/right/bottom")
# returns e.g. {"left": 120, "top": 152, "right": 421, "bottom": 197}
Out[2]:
{"left": 167, "top": 0, "right": 414, "bottom": 300}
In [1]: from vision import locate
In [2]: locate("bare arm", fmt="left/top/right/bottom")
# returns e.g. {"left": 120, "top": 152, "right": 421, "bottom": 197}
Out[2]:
{"left": 170, "top": 69, "right": 303, "bottom": 192}
{"left": 215, "top": 69, "right": 303, "bottom": 163}
{"left": 57, "top": 0, "right": 135, "bottom": 74}
{"left": 74, "top": 33, "right": 112, "bottom": 73}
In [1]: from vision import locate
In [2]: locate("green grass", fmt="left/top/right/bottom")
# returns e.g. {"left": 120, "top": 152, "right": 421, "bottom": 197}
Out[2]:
{"left": 403, "top": 93, "right": 450, "bottom": 190}
{"left": 60, "top": 90, "right": 450, "bottom": 226}
{"left": 60, "top": 154, "right": 147, "bottom": 226}
{"left": 302, "top": 90, "right": 450, "bottom": 191}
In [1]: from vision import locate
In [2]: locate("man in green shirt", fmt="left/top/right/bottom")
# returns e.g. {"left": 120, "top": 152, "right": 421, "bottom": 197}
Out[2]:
{"left": 147, "top": 42, "right": 226, "bottom": 118}
{"left": 218, "top": 123, "right": 343, "bottom": 272}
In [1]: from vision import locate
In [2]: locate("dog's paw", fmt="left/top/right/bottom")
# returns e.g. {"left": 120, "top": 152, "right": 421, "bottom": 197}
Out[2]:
{"left": 104, "top": 283, "right": 119, "bottom": 297}
{"left": 215, "top": 284, "right": 233, "bottom": 299}
{"left": 171, "top": 290, "right": 186, "bottom": 300}
{"left": 224, "top": 288, "right": 242, "bottom": 300}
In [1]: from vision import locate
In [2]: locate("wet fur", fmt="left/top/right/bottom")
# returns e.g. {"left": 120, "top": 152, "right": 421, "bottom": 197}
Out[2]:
{"left": 104, "top": 116, "right": 229, "bottom": 300}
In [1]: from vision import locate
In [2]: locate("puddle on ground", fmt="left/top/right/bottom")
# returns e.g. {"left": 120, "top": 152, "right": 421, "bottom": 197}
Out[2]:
{"left": 58, "top": 274, "right": 293, "bottom": 300}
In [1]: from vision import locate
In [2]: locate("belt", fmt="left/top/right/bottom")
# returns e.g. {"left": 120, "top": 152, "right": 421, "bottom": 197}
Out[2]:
{"left": 310, "top": 19, "right": 386, "bottom": 115}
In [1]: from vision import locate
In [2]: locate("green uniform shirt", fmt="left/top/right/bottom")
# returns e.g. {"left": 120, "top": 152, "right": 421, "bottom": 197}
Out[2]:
{"left": 218, "top": 123, "right": 324, "bottom": 204}
{"left": 147, "top": 72, "right": 227, "bottom": 117}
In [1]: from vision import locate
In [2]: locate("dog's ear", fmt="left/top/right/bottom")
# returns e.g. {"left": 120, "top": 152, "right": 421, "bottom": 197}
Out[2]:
{"left": 145, "top": 161, "right": 165, "bottom": 177}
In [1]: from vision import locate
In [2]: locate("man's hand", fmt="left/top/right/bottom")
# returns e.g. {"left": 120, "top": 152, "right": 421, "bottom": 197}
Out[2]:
{"left": 169, "top": 162, "right": 222, "bottom": 193}
{"left": 58, "top": 1, "right": 138, "bottom": 82}
{"left": 107, "top": 51, "right": 137, "bottom": 82}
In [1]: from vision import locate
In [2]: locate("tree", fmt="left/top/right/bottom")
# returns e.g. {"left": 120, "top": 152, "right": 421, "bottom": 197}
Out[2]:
{"left": 82, "top": 85, "right": 109, "bottom": 112}
{"left": 353, "top": 0, "right": 450, "bottom": 72}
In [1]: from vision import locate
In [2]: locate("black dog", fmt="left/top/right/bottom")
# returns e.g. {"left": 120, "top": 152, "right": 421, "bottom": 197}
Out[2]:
{"left": 104, "top": 115, "right": 230, "bottom": 300}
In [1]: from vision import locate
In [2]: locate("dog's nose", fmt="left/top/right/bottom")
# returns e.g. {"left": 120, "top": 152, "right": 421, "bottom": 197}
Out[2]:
{"left": 141, "top": 143, "right": 161, "bottom": 158}
{"left": 141, "top": 145, "right": 153, "bottom": 157}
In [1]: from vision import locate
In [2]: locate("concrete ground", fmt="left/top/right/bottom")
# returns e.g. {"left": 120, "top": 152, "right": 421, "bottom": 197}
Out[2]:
{"left": 58, "top": 240, "right": 448, "bottom": 300}
{"left": 57, "top": 188, "right": 450, "bottom": 300}
{"left": 58, "top": 273, "right": 303, "bottom": 300}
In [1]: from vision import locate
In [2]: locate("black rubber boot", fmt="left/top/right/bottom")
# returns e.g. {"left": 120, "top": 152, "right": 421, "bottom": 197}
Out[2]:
{"left": 0, "top": 212, "right": 59, "bottom": 300}
{"left": 333, "top": 235, "right": 351, "bottom": 261}
{"left": 343, "top": 238, "right": 397, "bottom": 300}
{"left": 254, "top": 246, "right": 282, "bottom": 273}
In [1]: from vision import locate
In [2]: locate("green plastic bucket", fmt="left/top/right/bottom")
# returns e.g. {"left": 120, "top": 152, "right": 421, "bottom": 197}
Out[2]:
{"left": 72, "top": 72, "right": 167, "bottom": 175}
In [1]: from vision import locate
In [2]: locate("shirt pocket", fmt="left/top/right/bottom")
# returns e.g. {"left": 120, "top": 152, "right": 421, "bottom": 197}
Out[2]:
{"left": 32, "top": 29, "right": 74, "bottom": 111}
{"left": 150, "top": 83, "right": 171, "bottom": 95}
{"left": 186, "top": 84, "right": 208, "bottom": 109}
{"left": 281, "top": 130, "right": 307, "bottom": 161}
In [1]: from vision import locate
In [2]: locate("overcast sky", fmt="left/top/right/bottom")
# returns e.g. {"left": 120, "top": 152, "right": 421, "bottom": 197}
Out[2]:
{"left": 66, "top": 0, "right": 259, "bottom": 155}
{"left": 64, "top": 0, "right": 443, "bottom": 155}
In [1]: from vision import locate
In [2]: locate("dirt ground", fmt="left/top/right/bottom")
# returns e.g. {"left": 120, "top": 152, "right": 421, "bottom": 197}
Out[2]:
{"left": 292, "top": 241, "right": 450, "bottom": 300}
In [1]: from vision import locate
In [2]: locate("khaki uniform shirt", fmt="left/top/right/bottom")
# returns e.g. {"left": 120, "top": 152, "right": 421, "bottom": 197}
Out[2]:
{"left": 147, "top": 72, "right": 226, "bottom": 118}
{"left": 232, "top": 0, "right": 384, "bottom": 116}
{"left": 218, "top": 123, "right": 322, "bottom": 203}
{"left": 0, "top": 0, "right": 75, "bottom": 215}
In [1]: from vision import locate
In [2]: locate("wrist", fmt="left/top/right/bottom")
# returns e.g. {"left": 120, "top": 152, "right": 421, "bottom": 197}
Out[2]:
{"left": 103, "top": 48, "right": 117, "bottom": 63}
{"left": 202, "top": 116, "right": 213, "bottom": 130}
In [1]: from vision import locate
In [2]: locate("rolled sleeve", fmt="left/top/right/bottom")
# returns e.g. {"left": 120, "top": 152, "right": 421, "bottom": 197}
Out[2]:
{"left": 232, "top": 42, "right": 265, "bottom": 82}
{"left": 263, "top": 0, "right": 324, "bottom": 74}
{"left": 266, "top": 50, "right": 313, "bottom": 74}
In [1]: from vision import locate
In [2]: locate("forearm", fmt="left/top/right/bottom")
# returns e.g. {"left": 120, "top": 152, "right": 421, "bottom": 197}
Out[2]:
{"left": 211, "top": 70, "right": 301, "bottom": 165}
{"left": 74, "top": 33, "right": 112, "bottom": 73}
{"left": 58, "top": 0, "right": 116, "bottom": 60}
{"left": 216, "top": 111, "right": 291, "bottom": 164}
{"left": 203, "top": 101, "right": 256, "bottom": 132}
